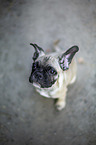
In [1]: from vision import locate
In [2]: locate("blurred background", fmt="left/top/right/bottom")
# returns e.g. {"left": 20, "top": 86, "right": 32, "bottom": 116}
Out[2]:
{"left": 0, "top": 0, "right": 96, "bottom": 145}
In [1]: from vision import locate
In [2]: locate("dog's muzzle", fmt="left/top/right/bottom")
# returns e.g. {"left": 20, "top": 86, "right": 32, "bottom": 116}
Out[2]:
{"left": 29, "top": 71, "right": 43, "bottom": 83}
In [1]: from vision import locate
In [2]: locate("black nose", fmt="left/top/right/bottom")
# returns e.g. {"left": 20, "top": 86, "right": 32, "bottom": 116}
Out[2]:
{"left": 29, "top": 75, "right": 33, "bottom": 83}
{"left": 36, "top": 72, "right": 43, "bottom": 80}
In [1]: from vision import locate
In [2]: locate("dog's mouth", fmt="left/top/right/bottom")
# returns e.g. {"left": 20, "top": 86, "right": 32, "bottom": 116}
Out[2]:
{"left": 29, "top": 77, "right": 40, "bottom": 88}
{"left": 32, "top": 82, "right": 41, "bottom": 88}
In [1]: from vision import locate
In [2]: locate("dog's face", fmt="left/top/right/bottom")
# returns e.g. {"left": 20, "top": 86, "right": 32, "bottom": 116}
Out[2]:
{"left": 29, "top": 58, "right": 58, "bottom": 88}
{"left": 29, "top": 43, "right": 79, "bottom": 88}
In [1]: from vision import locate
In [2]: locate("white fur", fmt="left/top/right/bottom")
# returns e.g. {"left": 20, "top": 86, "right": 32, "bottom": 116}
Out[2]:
{"left": 36, "top": 89, "right": 50, "bottom": 98}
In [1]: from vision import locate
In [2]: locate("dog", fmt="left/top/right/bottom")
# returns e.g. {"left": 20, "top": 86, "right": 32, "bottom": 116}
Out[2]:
{"left": 29, "top": 41, "right": 79, "bottom": 111}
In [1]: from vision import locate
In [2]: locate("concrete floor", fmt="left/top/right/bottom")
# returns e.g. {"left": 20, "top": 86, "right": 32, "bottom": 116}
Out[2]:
{"left": 0, "top": 0, "right": 96, "bottom": 145}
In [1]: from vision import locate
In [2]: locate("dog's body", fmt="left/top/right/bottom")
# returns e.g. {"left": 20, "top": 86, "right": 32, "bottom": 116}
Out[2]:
{"left": 29, "top": 42, "right": 79, "bottom": 110}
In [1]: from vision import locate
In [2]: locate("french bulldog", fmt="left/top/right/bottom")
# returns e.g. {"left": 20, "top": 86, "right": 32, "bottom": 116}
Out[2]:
{"left": 29, "top": 41, "right": 79, "bottom": 111}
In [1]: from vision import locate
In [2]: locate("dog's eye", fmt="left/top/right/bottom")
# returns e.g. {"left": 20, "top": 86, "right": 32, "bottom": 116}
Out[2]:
{"left": 49, "top": 68, "right": 57, "bottom": 75}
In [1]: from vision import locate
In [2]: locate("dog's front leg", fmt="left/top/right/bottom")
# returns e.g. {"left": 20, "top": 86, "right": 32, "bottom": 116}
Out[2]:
{"left": 55, "top": 87, "right": 67, "bottom": 111}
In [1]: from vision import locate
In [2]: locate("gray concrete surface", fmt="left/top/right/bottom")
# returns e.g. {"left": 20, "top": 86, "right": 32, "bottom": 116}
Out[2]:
{"left": 0, "top": 0, "right": 96, "bottom": 145}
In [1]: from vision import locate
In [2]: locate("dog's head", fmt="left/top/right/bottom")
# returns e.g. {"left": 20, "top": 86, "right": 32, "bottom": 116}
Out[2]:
{"left": 29, "top": 43, "right": 79, "bottom": 88}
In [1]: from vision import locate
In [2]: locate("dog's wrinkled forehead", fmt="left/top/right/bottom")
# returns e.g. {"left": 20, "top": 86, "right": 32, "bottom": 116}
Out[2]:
{"left": 37, "top": 55, "right": 60, "bottom": 69}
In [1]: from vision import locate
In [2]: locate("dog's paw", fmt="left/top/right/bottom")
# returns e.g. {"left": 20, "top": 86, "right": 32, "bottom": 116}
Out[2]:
{"left": 55, "top": 101, "right": 66, "bottom": 111}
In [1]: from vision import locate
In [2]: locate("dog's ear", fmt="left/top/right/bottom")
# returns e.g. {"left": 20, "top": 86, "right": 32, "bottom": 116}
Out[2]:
{"left": 58, "top": 46, "right": 79, "bottom": 71}
{"left": 30, "top": 43, "right": 45, "bottom": 61}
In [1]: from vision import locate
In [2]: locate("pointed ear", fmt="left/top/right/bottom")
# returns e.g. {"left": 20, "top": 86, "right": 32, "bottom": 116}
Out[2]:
{"left": 30, "top": 43, "right": 45, "bottom": 61}
{"left": 58, "top": 46, "right": 79, "bottom": 71}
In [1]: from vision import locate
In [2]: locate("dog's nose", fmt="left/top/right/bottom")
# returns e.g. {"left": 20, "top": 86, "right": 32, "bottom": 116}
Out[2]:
{"left": 29, "top": 72, "right": 43, "bottom": 83}
{"left": 35, "top": 72, "right": 43, "bottom": 80}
